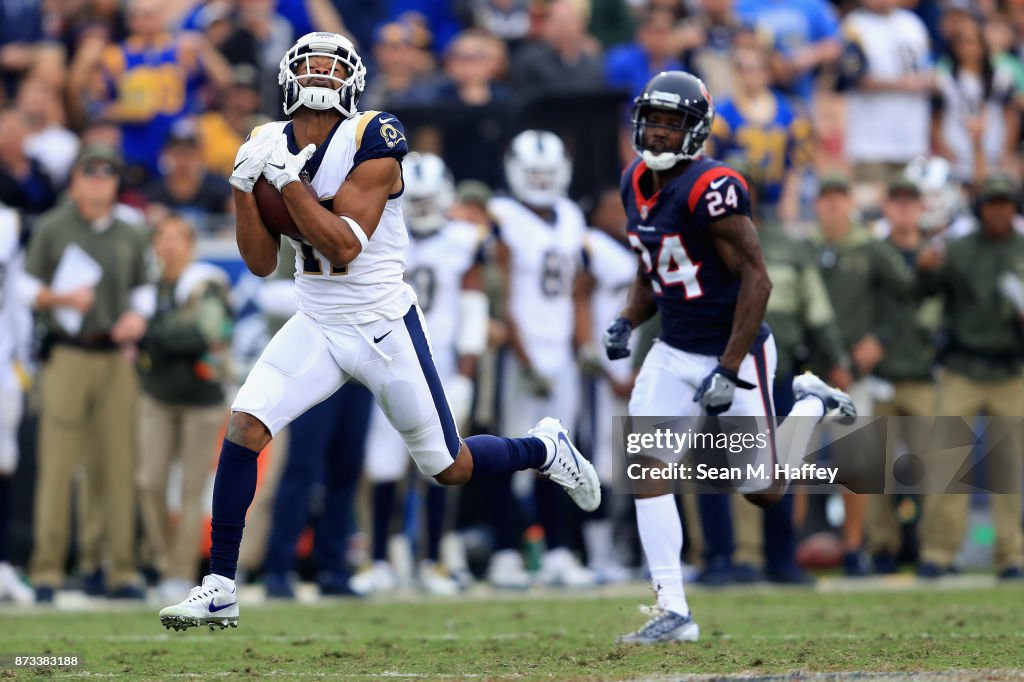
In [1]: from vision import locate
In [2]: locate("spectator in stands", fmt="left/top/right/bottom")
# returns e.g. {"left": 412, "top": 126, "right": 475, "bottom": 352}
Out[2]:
{"left": 142, "top": 120, "right": 233, "bottom": 234}
{"left": 24, "top": 144, "right": 150, "bottom": 602}
{"left": 216, "top": 0, "right": 293, "bottom": 115}
{"left": 735, "top": 0, "right": 841, "bottom": 101}
{"left": 510, "top": 0, "right": 605, "bottom": 98}
{"left": 0, "top": 0, "right": 45, "bottom": 99}
{"left": 362, "top": 21, "right": 437, "bottom": 111}
{"left": 932, "top": 15, "right": 1020, "bottom": 185}
{"left": 709, "top": 44, "right": 812, "bottom": 225}
{"left": 136, "top": 214, "right": 232, "bottom": 602}
{"left": 17, "top": 80, "right": 80, "bottom": 188}
{"left": 865, "top": 178, "right": 938, "bottom": 575}
{"left": 70, "top": 0, "right": 232, "bottom": 186}
{"left": 604, "top": 8, "right": 684, "bottom": 99}
{"left": 464, "top": 0, "right": 532, "bottom": 52}
{"left": 588, "top": 0, "right": 634, "bottom": 50}
{"left": 916, "top": 173, "right": 1024, "bottom": 581}
{"left": 403, "top": 30, "right": 511, "bottom": 187}
{"left": 811, "top": 173, "right": 916, "bottom": 576}
{"left": 838, "top": 0, "right": 933, "bottom": 211}
{"left": 0, "top": 109, "right": 57, "bottom": 215}
{"left": 682, "top": 0, "right": 754, "bottom": 100}
{"left": 419, "top": 30, "right": 511, "bottom": 106}
{"left": 196, "top": 65, "right": 267, "bottom": 179}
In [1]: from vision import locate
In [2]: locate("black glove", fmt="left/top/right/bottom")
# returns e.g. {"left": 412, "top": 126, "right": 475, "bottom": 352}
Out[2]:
{"left": 603, "top": 317, "right": 633, "bottom": 360}
{"left": 693, "top": 364, "right": 755, "bottom": 416}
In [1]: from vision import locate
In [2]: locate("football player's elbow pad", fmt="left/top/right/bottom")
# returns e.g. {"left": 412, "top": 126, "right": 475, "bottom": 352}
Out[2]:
{"left": 456, "top": 290, "right": 489, "bottom": 356}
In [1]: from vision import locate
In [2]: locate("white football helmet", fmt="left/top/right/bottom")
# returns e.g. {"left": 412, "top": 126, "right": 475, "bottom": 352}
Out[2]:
{"left": 279, "top": 32, "right": 367, "bottom": 118}
{"left": 504, "top": 130, "right": 571, "bottom": 208}
{"left": 904, "top": 156, "right": 964, "bottom": 232}
{"left": 403, "top": 152, "right": 455, "bottom": 235}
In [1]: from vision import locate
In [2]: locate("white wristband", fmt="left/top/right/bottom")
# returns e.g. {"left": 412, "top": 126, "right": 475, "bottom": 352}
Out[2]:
{"left": 340, "top": 215, "right": 367, "bottom": 251}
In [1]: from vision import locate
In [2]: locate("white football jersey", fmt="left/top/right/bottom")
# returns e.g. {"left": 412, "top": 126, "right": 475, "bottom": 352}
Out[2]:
{"left": 0, "top": 208, "right": 30, "bottom": 368}
{"left": 490, "top": 196, "right": 586, "bottom": 375}
{"left": 249, "top": 110, "right": 414, "bottom": 323}
{"left": 406, "top": 221, "right": 487, "bottom": 378}
{"left": 585, "top": 228, "right": 636, "bottom": 383}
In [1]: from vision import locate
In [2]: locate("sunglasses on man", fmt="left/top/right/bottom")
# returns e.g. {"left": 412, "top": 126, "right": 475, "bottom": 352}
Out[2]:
{"left": 80, "top": 163, "right": 119, "bottom": 178}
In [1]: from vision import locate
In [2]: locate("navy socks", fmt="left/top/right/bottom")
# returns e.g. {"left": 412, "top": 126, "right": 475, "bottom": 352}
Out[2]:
{"left": 464, "top": 435, "right": 547, "bottom": 480}
{"left": 209, "top": 440, "right": 260, "bottom": 580}
{"left": 371, "top": 482, "right": 397, "bottom": 562}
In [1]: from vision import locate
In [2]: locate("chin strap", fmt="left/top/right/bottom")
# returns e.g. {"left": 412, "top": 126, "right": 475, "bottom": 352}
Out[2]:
{"left": 641, "top": 150, "right": 686, "bottom": 171}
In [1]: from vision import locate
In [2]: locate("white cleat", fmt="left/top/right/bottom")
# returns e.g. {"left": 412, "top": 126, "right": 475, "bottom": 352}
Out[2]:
{"left": 0, "top": 562, "right": 34, "bottom": 604}
{"left": 418, "top": 561, "right": 462, "bottom": 596}
{"left": 618, "top": 607, "right": 700, "bottom": 645}
{"left": 537, "top": 548, "right": 597, "bottom": 588}
{"left": 530, "top": 418, "right": 601, "bottom": 512}
{"left": 487, "top": 549, "right": 532, "bottom": 590}
{"left": 348, "top": 561, "right": 398, "bottom": 596}
{"left": 159, "top": 574, "right": 238, "bottom": 632}
{"left": 793, "top": 372, "right": 857, "bottom": 424}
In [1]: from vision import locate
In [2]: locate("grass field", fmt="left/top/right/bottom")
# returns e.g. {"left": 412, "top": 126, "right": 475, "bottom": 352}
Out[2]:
{"left": 1, "top": 583, "right": 1023, "bottom": 680}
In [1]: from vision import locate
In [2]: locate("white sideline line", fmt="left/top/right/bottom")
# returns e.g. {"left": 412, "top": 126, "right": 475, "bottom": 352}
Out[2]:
{"left": 13, "top": 630, "right": 1024, "bottom": 645}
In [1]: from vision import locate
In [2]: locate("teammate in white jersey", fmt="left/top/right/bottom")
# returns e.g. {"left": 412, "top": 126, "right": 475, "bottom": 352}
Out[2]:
{"left": 160, "top": 33, "right": 599, "bottom": 631}
{"left": 488, "top": 130, "right": 595, "bottom": 588}
{"left": 576, "top": 189, "right": 638, "bottom": 583}
{"left": 356, "top": 153, "right": 488, "bottom": 596}
{"left": 0, "top": 209, "right": 35, "bottom": 604}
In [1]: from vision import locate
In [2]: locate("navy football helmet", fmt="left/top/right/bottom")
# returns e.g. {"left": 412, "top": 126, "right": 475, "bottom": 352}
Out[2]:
{"left": 631, "top": 71, "right": 714, "bottom": 171}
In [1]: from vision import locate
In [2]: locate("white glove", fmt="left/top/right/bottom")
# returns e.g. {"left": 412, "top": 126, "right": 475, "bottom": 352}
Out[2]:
{"left": 262, "top": 136, "right": 316, "bottom": 191}
{"left": 999, "top": 272, "right": 1024, "bottom": 315}
{"left": 229, "top": 135, "right": 276, "bottom": 192}
{"left": 445, "top": 374, "right": 474, "bottom": 429}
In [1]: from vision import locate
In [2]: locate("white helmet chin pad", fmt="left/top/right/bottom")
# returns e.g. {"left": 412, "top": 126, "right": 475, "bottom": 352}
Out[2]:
{"left": 298, "top": 86, "right": 341, "bottom": 111}
{"left": 642, "top": 150, "right": 686, "bottom": 171}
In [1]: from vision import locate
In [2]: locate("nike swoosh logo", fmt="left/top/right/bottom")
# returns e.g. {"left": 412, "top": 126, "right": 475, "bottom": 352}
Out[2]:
{"left": 709, "top": 177, "right": 728, "bottom": 190}
{"left": 557, "top": 431, "right": 580, "bottom": 471}
{"left": 378, "top": 116, "right": 395, "bottom": 125}
{"left": 267, "top": 162, "right": 286, "bottom": 170}
{"left": 209, "top": 601, "right": 236, "bottom": 612}
{"left": 233, "top": 160, "right": 244, "bottom": 170}
{"left": 373, "top": 330, "right": 392, "bottom": 344}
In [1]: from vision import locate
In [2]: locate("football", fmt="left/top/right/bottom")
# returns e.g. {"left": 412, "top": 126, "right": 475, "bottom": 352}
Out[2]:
{"left": 795, "top": 530, "right": 845, "bottom": 570}
{"left": 253, "top": 176, "right": 319, "bottom": 240}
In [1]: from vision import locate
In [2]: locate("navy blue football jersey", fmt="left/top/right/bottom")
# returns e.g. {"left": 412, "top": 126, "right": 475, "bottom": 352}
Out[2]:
{"left": 620, "top": 156, "right": 770, "bottom": 356}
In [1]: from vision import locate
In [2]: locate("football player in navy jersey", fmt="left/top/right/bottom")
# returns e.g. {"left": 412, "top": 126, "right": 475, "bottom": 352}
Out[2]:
{"left": 604, "top": 71, "right": 856, "bottom": 644}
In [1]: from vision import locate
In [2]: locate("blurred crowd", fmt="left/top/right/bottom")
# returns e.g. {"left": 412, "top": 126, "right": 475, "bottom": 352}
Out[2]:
{"left": 2, "top": 0, "right": 1024, "bottom": 606}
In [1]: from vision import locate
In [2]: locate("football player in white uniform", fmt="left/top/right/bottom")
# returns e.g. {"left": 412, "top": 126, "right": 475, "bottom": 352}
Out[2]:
{"left": 488, "top": 130, "right": 596, "bottom": 588}
{"left": 576, "top": 189, "right": 638, "bottom": 583}
{"left": 0, "top": 208, "right": 35, "bottom": 604}
{"left": 160, "top": 33, "right": 599, "bottom": 631}
{"left": 355, "top": 152, "right": 488, "bottom": 596}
